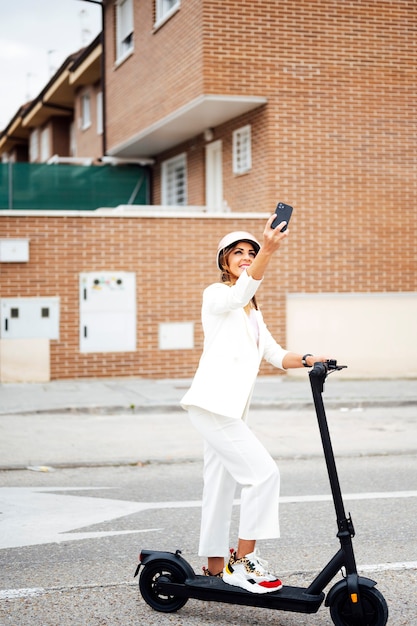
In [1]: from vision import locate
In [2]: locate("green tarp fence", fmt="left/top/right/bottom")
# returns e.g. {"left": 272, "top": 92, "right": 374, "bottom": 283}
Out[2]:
{"left": 0, "top": 163, "right": 150, "bottom": 211}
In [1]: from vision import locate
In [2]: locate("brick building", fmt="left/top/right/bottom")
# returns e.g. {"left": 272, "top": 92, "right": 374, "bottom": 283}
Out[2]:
{"left": 0, "top": 34, "right": 103, "bottom": 165}
{"left": 1, "top": 0, "right": 416, "bottom": 381}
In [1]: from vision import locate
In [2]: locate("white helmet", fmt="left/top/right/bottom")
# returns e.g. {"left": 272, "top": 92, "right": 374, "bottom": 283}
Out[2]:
{"left": 216, "top": 231, "right": 260, "bottom": 270}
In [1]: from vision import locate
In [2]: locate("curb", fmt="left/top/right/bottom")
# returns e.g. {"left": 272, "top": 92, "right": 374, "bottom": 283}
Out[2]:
{"left": 1, "top": 399, "right": 416, "bottom": 417}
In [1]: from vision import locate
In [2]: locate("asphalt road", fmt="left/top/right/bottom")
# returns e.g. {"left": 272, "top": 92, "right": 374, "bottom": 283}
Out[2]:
{"left": 1, "top": 445, "right": 416, "bottom": 625}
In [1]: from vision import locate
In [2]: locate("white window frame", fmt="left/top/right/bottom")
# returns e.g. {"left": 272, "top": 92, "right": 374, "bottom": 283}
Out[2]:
{"left": 96, "top": 91, "right": 103, "bottom": 135}
{"left": 69, "top": 121, "right": 76, "bottom": 156}
{"left": 205, "top": 140, "right": 223, "bottom": 211}
{"left": 81, "top": 91, "right": 91, "bottom": 130}
{"left": 161, "top": 153, "right": 187, "bottom": 206}
{"left": 116, "top": 0, "right": 134, "bottom": 62}
{"left": 233, "top": 124, "right": 252, "bottom": 175}
{"left": 40, "top": 127, "right": 50, "bottom": 162}
{"left": 29, "top": 129, "right": 39, "bottom": 162}
{"left": 155, "top": 0, "right": 180, "bottom": 28}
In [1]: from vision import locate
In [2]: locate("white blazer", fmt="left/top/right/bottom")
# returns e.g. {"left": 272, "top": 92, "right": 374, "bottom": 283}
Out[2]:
{"left": 181, "top": 270, "right": 288, "bottom": 419}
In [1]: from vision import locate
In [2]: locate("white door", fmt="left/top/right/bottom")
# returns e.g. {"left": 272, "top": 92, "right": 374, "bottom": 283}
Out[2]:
{"left": 205, "top": 140, "right": 223, "bottom": 211}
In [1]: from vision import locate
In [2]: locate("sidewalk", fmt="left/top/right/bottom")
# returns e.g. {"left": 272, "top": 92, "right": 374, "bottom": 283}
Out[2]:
{"left": 0, "top": 376, "right": 416, "bottom": 470}
{"left": 1, "top": 376, "right": 416, "bottom": 415}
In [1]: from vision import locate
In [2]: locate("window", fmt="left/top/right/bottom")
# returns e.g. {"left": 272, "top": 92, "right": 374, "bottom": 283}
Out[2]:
{"left": 161, "top": 153, "right": 187, "bottom": 205}
{"left": 97, "top": 91, "right": 103, "bottom": 135}
{"left": 233, "top": 124, "right": 252, "bottom": 174}
{"left": 29, "top": 129, "right": 39, "bottom": 162}
{"left": 116, "top": 0, "right": 134, "bottom": 61}
{"left": 40, "top": 127, "right": 50, "bottom": 162}
{"left": 155, "top": 0, "right": 180, "bottom": 26}
{"left": 81, "top": 92, "right": 91, "bottom": 130}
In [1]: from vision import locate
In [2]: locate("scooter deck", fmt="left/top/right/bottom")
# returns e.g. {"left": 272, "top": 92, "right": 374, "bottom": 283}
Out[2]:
{"left": 158, "top": 574, "right": 325, "bottom": 614}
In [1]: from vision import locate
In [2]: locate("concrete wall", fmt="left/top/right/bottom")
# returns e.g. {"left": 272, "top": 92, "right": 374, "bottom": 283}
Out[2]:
{"left": 0, "top": 338, "right": 50, "bottom": 383}
{"left": 287, "top": 293, "right": 417, "bottom": 378}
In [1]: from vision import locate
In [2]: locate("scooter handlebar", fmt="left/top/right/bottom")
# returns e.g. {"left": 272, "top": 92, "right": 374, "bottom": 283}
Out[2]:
{"left": 309, "top": 360, "right": 347, "bottom": 393}
{"left": 311, "top": 360, "right": 348, "bottom": 376}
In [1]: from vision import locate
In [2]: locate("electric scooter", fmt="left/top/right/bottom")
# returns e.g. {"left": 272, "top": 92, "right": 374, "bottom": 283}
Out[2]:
{"left": 134, "top": 360, "right": 389, "bottom": 625}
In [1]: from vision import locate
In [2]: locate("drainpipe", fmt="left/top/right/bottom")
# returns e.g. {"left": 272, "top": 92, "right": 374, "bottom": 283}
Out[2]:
{"left": 77, "top": 0, "right": 107, "bottom": 156}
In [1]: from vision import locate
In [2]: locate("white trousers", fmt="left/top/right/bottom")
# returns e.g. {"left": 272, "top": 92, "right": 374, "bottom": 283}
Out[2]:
{"left": 188, "top": 406, "right": 280, "bottom": 558}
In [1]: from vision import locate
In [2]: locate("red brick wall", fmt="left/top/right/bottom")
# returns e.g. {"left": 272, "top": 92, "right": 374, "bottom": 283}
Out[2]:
{"left": 74, "top": 82, "right": 103, "bottom": 159}
{"left": 105, "top": 0, "right": 205, "bottom": 151}
{"left": 107, "top": 0, "right": 416, "bottom": 258}
{"left": 1, "top": 211, "right": 416, "bottom": 379}
{"left": 152, "top": 106, "right": 272, "bottom": 210}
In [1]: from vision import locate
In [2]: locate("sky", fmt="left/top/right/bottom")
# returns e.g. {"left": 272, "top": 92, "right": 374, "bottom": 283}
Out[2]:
{"left": 0, "top": 0, "right": 102, "bottom": 131}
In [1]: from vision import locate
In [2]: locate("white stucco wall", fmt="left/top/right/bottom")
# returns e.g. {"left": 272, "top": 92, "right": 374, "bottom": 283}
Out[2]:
{"left": 286, "top": 293, "right": 417, "bottom": 378}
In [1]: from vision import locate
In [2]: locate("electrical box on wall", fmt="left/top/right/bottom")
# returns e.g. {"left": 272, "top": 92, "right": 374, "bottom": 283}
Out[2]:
{"left": 0, "top": 239, "right": 29, "bottom": 262}
{"left": 0, "top": 297, "right": 60, "bottom": 339}
{"left": 79, "top": 272, "right": 136, "bottom": 353}
{"left": 159, "top": 322, "right": 194, "bottom": 350}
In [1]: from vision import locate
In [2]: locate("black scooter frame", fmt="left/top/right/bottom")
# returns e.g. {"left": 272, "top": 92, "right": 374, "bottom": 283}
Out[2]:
{"left": 135, "top": 361, "right": 388, "bottom": 624}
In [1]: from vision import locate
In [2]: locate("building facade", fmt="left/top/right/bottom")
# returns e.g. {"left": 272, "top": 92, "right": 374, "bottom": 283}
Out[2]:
{"left": 1, "top": 0, "right": 416, "bottom": 381}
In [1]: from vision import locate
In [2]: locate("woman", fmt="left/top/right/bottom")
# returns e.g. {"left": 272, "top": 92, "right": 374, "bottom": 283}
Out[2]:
{"left": 181, "top": 213, "right": 327, "bottom": 594}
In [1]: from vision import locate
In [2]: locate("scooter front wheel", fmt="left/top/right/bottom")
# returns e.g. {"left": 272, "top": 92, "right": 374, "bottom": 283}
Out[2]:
{"left": 329, "top": 584, "right": 388, "bottom": 626}
{"left": 139, "top": 559, "right": 188, "bottom": 613}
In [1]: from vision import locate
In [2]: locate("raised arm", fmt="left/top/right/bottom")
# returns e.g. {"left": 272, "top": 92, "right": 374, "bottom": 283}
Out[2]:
{"left": 246, "top": 214, "right": 289, "bottom": 281}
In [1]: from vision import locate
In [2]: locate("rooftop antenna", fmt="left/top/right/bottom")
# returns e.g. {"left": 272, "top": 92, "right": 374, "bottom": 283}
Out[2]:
{"left": 25, "top": 72, "right": 33, "bottom": 101}
{"left": 47, "top": 50, "right": 56, "bottom": 77}
{"left": 79, "top": 9, "right": 92, "bottom": 45}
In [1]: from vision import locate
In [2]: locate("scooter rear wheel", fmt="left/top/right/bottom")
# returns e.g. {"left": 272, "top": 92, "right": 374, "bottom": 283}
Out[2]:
{"left": 329, "top": 584, "right": 388, "bottom": 625}
{"left": 139, "top": 560, "right": 188, "bottom": 613}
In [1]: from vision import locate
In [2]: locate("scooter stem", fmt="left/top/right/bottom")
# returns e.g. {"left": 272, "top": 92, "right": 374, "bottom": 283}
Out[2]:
{"left": 309, "top": 362, "right": 347, "bottom": 525}
{"left": 309, "top": 362, "right": 358, "bottom": 577}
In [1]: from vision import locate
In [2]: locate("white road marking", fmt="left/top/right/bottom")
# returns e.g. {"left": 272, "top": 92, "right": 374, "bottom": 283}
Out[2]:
{"left": 0, "top": 587, "right": 45, "bottom": 599}
{"left": 0, "top": 487, "right": 161, "bottom": 549}
{"left": 280, "top": 490, "right": 417, "bottom": 503}
{"left": 1, "top": 561, "right": 416, "bottom": 600}
{"left": 359, "top": 561, "right": 417, "bottom": 573}
{"left": 0, "top": 582, "right": 132, "bottom": 600}
{"left": 0, "top": 488, "right": 416, "bottom": 550}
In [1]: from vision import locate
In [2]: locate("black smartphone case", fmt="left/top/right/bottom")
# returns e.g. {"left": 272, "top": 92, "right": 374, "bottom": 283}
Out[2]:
{"left": 271, "top": 202, "right": 293, "bottom": 231}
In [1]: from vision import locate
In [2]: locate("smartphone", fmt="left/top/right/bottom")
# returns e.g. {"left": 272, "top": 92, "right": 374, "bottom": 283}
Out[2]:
{"left": 271, "top": 202, "right": 293, "bottom": 231}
